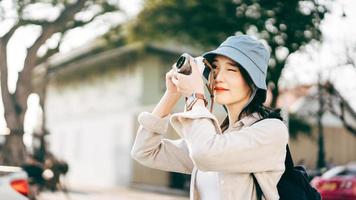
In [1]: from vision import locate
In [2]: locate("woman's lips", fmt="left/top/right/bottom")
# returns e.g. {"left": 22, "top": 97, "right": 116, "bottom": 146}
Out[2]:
{"left": 214, "top": 89, "right": 228, "bottom": 92}
{"left": 214, "top": 87, "right": 229, "bottom": 92}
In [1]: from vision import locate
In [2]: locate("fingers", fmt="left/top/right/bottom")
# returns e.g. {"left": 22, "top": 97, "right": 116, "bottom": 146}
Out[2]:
{"left": 167, "top": 67, "right": 178, "bottom": 79}
{"left": 171, "top": 62, "right": 177, "bottom": 69}
{"left": 172, "top": 76, "right": 178, "bottom": 86}
{"left": 190, "top": 57, "right": 199, "bottom": 73}
{"left": 166, "top": 68, "right": 174, "bottom": 77}
{"left": 172, "top": 75, "right": 180, "bottom": 88}
{"left": 171, "top": 70, "right": 179, "bottom": 84}
{"left": 189, "top": 57, "right": 195, "bottom": 68}
{"left": 172, "top": 71, "right": 180, "bottom": 81}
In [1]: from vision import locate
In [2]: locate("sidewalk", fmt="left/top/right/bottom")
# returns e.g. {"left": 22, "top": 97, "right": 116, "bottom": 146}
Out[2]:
{"left": 37, "top": 186, "right": 189, "bottom": 200}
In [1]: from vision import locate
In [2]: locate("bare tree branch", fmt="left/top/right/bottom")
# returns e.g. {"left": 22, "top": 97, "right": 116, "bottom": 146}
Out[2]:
{"left": 328, "top": 104, "right": 356, "bottom": 136}
{"left": 36, "top": 33, "right": 64, "bottom": 65}
{"left": 324, "top": 82, "right": 356, "bottom": 136}
{"left": 15, "top": 0, "right": 87, "bottom": 124}
{"left": 53, "top": 0, "right": 87, "bottom": 26}
{"left": 19, "top": 19, "right": 50, "bottom": 26}
{"left": 20, "top": 0, "right": 87, "bottom": 76}
{"left": 67, "top": 10, "right": 108, "bottom": 28}
{"left": 345, "top": 45, "right": 356, "bottom": 67}
{"left": 35, "top": 5, "right": 115, "bottom": 66}
{"left": 2, "top": 23, "right": 21, "bottom": 42}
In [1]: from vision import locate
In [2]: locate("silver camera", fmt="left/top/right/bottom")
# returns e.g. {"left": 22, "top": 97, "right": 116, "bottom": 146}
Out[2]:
{"left": 175, "top": 53, "right": 208, "bottom": 76}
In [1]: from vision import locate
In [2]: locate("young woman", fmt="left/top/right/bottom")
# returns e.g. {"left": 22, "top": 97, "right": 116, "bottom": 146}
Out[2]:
{"left": 131, "top": 35, "right": 289, "bottom": 200}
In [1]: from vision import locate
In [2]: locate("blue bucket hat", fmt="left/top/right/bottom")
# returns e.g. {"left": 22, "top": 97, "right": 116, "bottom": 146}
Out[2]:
{"left": 202, "top": 35, "right": 270, "bottom": 92}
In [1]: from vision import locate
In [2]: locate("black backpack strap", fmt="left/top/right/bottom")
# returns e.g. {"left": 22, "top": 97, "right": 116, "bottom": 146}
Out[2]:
{"left": 253, "top": 146, "right": 293, "bottom": 200}
{"left": 252, "top": 174, "right": 263, "bottom": 200}
{"left": 285, "top": 145, "right": 295, "bottom": 171}
{"left": 250, "top": 118, "right": 294, "bottom": 199}
{"left": 252, "top": 118, "right": 294, "bottom": 171}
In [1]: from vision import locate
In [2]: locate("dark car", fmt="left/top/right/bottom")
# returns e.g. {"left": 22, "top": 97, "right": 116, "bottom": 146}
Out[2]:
{"left": 311, "top": 162, "right": 356, "bottom": 200}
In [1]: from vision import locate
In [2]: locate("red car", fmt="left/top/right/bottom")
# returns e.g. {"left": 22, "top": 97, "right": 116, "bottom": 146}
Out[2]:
{"left": 311, "top": 162, "right": 356, "bottom": 200}
{"left": 0, "top": 165, "right": 30, "bottom": 200}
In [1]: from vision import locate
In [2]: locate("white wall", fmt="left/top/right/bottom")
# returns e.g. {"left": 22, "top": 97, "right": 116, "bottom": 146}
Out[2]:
{"left": 46, "top": 65, "right": 142, "bottom": 187}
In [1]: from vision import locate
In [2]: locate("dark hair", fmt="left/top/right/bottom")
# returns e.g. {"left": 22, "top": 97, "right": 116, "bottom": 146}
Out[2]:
{"left": 219, "top": 64, "right": 283, "bottom": 132}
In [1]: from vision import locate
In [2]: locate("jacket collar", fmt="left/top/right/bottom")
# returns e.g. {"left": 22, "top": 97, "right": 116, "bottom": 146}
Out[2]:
{"left": 231, "top": 112, "right": 261, "bottom": 129}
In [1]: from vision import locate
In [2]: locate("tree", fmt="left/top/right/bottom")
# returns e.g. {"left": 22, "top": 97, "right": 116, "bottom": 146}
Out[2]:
{"left": 324, "top": 81, "right": 356, "bottom": 136}
{"left": 0, "top": 0, "right": 120, "bottom": 165}
{"left": 127, "top": 0, "right": 328, "bottom": 107}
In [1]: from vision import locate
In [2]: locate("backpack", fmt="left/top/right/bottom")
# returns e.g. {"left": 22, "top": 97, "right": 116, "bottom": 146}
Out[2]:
{"left": 251, "top": 119, "right": 321, "bottom": 200}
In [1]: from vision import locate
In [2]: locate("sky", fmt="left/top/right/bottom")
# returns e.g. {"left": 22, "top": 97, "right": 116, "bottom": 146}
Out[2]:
{"left": 0, "top": 0, "right": 355, "bottom": 136}
{"left": 281, "top": 0, "right": 356, "bottom": 109}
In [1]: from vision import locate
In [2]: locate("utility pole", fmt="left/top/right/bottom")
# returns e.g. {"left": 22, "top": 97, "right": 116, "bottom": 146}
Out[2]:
{"left": 317, "top": 75, "right": 326, "bottom": 169}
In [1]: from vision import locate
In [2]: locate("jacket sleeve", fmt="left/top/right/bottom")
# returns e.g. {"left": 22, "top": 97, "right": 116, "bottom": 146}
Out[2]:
{"left": 130, "top": 111, "right": 194, "bottom": 174}
{"left": 170, "top": 105, "right": 288, "bottom": 173}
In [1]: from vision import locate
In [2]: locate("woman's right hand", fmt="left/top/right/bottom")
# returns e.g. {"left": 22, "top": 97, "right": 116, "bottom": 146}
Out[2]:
{"left": 165, "top": 64, "right": 181, "bottom": 97}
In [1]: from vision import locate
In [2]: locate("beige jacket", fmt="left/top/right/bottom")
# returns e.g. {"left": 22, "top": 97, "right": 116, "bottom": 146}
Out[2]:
{"left": 131, "top": 105, "right": 289, "bottom": 200}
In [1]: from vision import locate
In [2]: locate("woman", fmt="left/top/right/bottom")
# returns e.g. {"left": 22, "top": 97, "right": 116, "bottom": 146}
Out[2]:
{"left": 131, "top": 35, "right": 289, "bottom": 200}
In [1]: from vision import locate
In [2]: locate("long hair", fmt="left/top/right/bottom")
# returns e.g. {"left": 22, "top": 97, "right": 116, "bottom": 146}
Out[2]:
{"left": 219, "top": 64, "right": 283, "bottom": 133}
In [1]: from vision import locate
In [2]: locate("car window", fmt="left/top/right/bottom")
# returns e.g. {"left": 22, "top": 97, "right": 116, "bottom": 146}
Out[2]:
{"left": 322, "top": 166, "right": 345, "bottom": 178}
{"left": 322, "top": 166, "right": 356, "bottom": 178}
{"left": 341, "top": 169, "right": 356, "bottom": 176}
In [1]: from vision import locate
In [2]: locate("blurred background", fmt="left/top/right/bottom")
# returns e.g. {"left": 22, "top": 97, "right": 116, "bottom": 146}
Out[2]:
{"left": 0, "top": 0, "right": 355, "bottom": 199}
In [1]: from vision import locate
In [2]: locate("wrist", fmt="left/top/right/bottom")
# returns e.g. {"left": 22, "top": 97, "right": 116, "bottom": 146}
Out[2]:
{"left": 165, "top": 91, "right": 181, "bottom": 99}
{"left": 185, "top": 93, "right": 207, "bottom": 111}
{"left": 153, "top": 92, "right": 180, "bottom": 118}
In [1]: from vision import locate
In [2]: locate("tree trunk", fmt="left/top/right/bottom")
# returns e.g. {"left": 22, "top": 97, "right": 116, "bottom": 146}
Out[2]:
{"left": 0, "top": 37, "right": 28, "bottom": 165}
{"left": 0, "top": 36, "right": 32, "bottom": 166}
{"left": 0, "top": 85, "right": 33, "bottom": 165}
{"left": 1, "top": 130, "right": 27, "bottom": 165}
{"left": 270, "top": 61, "right": 285, "bottom": 108}
{"left": 271, "top": 83, "right": 280, "bottom": 108}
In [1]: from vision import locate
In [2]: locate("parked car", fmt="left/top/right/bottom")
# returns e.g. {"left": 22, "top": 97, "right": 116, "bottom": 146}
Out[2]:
{"left": 0, "top": 165, "right": 30, "bottom": 200}
{"left": 311, "top": 162, "right": 356, "bottom": 200}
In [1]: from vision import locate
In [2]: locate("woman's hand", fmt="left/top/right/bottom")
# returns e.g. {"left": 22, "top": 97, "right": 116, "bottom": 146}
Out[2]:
{"left": 166, "top": 64, "right": 181, "bottom": 97}
{"left": 172, "top": 58, "right": 205, "bottom": 97}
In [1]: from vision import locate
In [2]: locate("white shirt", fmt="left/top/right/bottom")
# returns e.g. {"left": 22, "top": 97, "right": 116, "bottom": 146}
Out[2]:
{"left": 196, "top": 170, "right": 221, "bottom": 200}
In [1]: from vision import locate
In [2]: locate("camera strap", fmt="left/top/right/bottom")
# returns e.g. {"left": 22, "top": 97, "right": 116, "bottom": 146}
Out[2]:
{"left": 203, "top": 59, "right": 215, "bottom": 113}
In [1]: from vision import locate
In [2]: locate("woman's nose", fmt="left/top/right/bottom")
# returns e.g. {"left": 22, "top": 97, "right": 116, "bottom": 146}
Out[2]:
{"left": 214, "top": 69, "right": 224, "bottom": 82}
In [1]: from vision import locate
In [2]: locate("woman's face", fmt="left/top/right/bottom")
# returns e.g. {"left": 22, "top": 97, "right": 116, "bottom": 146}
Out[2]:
{"left": 211, "top": 55, "right": 252, "bottom": 106}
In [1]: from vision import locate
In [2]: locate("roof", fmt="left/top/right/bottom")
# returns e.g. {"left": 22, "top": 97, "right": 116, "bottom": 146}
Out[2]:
{"left": 276, "top": 84, "right": 314, "bottom": 109}
{"left": 278, "top": 83, "right": 356, "bottom": 127}
{"left": 36, "top": 41, "right": 201, "bottom": 78}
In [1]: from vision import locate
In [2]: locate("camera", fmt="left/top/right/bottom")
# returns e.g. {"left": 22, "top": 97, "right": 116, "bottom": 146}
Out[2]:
{"left": 175, "top": 53, "right": 208, "bottom": 76}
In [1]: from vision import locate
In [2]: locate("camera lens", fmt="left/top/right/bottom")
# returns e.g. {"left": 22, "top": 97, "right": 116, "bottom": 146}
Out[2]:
{"left": 176, "top": 56, "right": 186, "bottom": 69}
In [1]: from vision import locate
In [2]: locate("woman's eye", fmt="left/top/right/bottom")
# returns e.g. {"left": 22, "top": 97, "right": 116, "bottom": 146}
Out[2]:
{"left": 228, "top": 69, "right": 236, "bottom": 72}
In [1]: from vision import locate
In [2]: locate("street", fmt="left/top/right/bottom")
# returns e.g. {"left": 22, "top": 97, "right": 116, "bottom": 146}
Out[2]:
{"left": 37, "top": 187, "right": 189, "bottom": 200}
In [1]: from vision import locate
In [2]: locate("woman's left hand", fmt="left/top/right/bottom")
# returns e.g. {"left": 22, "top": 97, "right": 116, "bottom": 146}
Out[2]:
{"left": 172, "top": 57, "right": 205, "bottom": 97}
